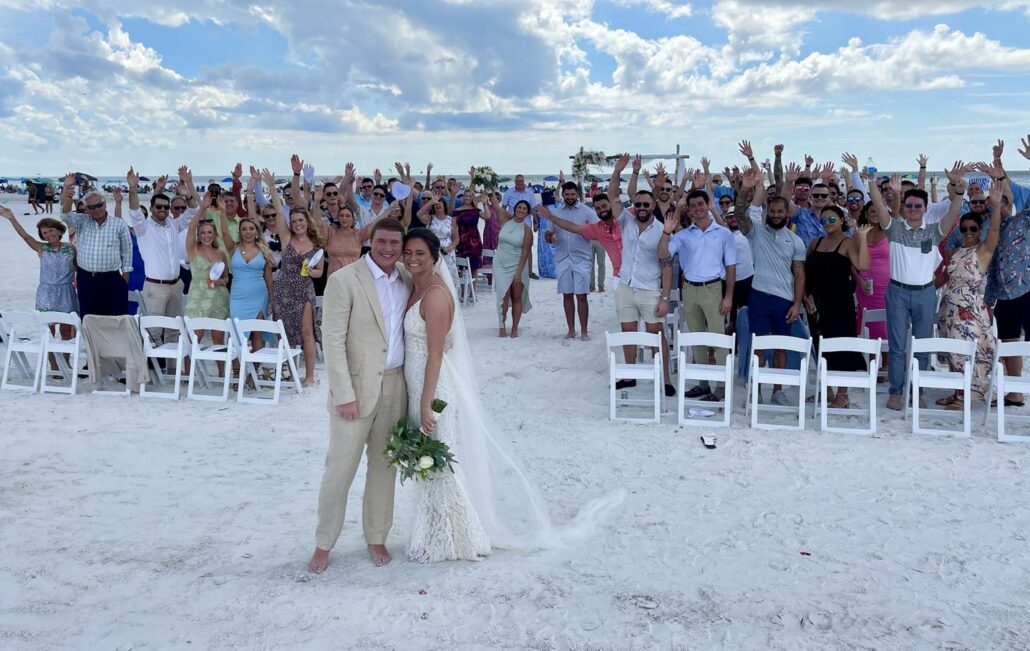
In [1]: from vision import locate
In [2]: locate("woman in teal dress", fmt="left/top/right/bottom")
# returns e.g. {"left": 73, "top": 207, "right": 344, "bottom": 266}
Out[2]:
{"left": 486, "top": 195, "right": 532, "bottom": 337}
{"left": 226, "top": 216, "right": 273, "bottom": 352}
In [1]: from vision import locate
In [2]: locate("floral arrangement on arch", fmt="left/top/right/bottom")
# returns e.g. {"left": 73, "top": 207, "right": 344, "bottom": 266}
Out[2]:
{"left": 570, "top": 149, "right": 619, "bottom": 182}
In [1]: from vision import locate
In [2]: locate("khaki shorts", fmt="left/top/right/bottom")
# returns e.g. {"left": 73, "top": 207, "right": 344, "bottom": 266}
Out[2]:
{"left": 615, "top": 284, "right": 662, "bottom": 324}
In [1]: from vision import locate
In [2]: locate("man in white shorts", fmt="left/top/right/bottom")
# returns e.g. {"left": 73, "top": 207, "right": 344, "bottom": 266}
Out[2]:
{"left": 546, "top": 182, "right": 598, "bottom": 339}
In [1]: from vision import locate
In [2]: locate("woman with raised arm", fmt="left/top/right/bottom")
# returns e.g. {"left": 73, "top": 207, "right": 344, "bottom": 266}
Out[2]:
{"left": 934, "top": 180, "right": 1004, "bottom": 409}
{"left": 184, "top": 195, "right": 231, "bottom": 372}
{"left": 488, "top": 194, "right": 533, "bottom": 337}
{"left": 263, "top": 169, "right": 324, "bottom": 387}
{"left": 452, "top": 171, "right": 485, "bottom": 279}
{"left": 1, "top": 207, "right": 78, "bottom": 326}
{"left": 854, "top": 199, "right": 890, "bottom": 345}
{"left": 226, "top": 183, "right": 274, "bottom": 353}
{"left": 804, "top": 205, "right": 872, "bottom": 409}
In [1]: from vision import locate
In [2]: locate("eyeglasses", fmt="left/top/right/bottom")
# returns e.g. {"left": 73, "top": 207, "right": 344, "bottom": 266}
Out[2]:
{"left": 433, "top": 185, "right": 445, "bottom": 191}
{"left": 153, "top": 203, "right": 170, "bottom": 210}
{"left": 903, "top": 203, "right": 925, "bottom": 210}
{"left": 846, "top": 197, "right": 863, "bottom": 203}
{"left": 262, "top": 213, "right": 277, "bottom": 218}
{"left": 662, "top": 188, "right": 673, "bottom": 193}
{"left": 970, "top": 200, "right": 986, "bottom": 205}
{"left": 811, "top": 193, "right": 830, "bottom": 198}
{"left": 171, "top": 205, "right": 187, "bottom": 212}
{"left": 324, "top": 191, "right": 339, "bottom": 197}
{"left": 373, "top": 192, "right": 386, "bottom": 198}
{"left": 819, "top": 215, "right": 838, "bottom": 224}
{"left": 85, "top": 202, "right": 105, "bottom": 210}
{"left": 633, "top": 202, "right": 652, "bottom": 208}
{"left": 960, "top": 225, "right": 979, "bottom": 233}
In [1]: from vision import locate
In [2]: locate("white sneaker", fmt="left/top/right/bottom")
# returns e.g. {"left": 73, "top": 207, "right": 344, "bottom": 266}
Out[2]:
{"left": 771, "top": 390, "right": 789, "bottom": 406}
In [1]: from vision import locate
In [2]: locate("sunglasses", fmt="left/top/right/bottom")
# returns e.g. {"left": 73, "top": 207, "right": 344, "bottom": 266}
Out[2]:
{"left": 970, "top": 200, "right": 986, "bottom": 205}
{"left": 262, "top": 213, "right": 277, "bottom": 218}
{"left": 719, "top": 199, "right": 732, "bottom": 204}
{"left": 324, "top": 191, "right": 339, "bottom": 197}
{"left": 903, "top": 203, "right": 925, "bottom": 210}
{"left": 361, "top": 184, "right": 373, "bottom": 189}
{"left": 153, "top": 204, "right": 170, "bottom": 210}
{"left": 85, "top": 202, "right": 105, "bottom": 210}
{"left": 171, "top": 205, "right": 187, "bottom": 211}
{"left": 846, "top": 197, "right": 863, "bottom": 203}
{"left": 819, "top": 216, "right": 838, "bottom": 224}
{"left": 633, "top": 202, "right": 652, "bottom": 208}
{"left": 960, "top": 225, "right": 979, "bottom": 233}
{"left": 373, "top": 192, "right": 386, "bottom": 198}
{"left": 811, "top": 193, "right": 830, "bottom": 198}
{"left": 662, "top": 188, "right": 674, "bottom": 193}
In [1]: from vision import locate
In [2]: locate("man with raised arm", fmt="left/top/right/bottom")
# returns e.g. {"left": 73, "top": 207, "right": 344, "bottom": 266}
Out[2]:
{"left": 546, "top": 181, "right": 599, "bottom": 340}
{"left": 659, "top": 188, "right": 737, "bottom": 402}
{"left": 870, "top": 162, "right": 969, "bottom": 411}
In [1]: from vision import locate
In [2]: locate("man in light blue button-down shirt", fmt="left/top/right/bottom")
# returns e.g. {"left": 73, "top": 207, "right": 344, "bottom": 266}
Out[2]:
{"left": 546, "top": 182, "right": 598, "bottom": 339}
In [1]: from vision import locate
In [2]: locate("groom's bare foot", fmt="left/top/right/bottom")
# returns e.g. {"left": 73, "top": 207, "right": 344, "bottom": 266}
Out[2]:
{"left": 368, "top": 544, "right": 392, "bottom": 566}
{"left": 308, "top": 547, "right": 330, "bottom": 573}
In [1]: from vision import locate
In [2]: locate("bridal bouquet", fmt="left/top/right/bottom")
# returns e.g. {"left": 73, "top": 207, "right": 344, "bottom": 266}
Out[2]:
{"left": 386, "top": 399, "right": 457, "bottom": 484}
{"left": 470, "top": 165, "right": 499, "bottom": 190}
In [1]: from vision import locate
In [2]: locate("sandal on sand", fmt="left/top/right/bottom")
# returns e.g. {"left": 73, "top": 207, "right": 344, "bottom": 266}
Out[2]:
{"left": 936, "top": 394, "right": 959, "bottom": 406}
{"left": 945, "top": 398, "right": 965, "bottom": 411}
{"left": 830, "top": 395, "right": 849, "bottom": 409}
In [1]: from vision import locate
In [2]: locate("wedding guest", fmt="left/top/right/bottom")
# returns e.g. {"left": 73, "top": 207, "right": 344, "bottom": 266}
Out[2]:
{"left": 264, "top": 169, "right": 324, "bottom": 387}
{"left": 60, "top": 174, "right": 133, "bottom": 317}
{"left": 227, "top": 216, "right": 274, "bottom": 351}
{"left": 547, "top": 181, "right": 599, "bottom": 340}
{"left": 184, "top": 197, "right": 231, "bottom": 373}
{"left": 1, "top": 209, "right": 78, "bottom": 333}
{"left": 934, "top": 182, "right": 1004, "bottom": 408}
{"left": 854, "top": 201, "right": 890, "bottom": 342}
{"left": 452, "top": 185, "right": 485, "bottom": 279}
{"left": 427, "top": 199, "right": 459, "bottom": 285}
{"left": 805, "top": 206, "right": 871, "bottom": 408}
{"left": 487, "top": 195, "right": 533, "bottom": 337}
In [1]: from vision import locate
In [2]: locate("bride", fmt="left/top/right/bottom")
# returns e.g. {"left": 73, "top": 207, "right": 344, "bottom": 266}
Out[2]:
{"left": 401, "top": 227, "right": 624, "bottom": 564}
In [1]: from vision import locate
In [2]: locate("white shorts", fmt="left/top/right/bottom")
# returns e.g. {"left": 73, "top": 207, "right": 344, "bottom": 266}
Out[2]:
{"left": 615, "top": 284, "right": 662, "bottom": 324}
{"left": 556, "top": 267, "right": 590, "bottom": 295}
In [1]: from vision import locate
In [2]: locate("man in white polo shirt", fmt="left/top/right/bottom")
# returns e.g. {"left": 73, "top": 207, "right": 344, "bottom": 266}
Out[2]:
{"left": 868, "top": 164, "right": 967, "bottom": 410}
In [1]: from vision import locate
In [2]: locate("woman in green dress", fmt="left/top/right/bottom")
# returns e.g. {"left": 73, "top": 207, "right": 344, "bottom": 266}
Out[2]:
{"left": 486, "top": 194, "right": 532, "bottom": 337}
{"left": 185, "top": 196, "right": 231, "bottom": 371}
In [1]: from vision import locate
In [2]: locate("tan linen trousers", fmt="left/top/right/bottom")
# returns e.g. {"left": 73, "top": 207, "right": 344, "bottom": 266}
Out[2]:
{"left": 314, "top": 368, "right": 407, "bottom": 550}
{"left": 681, "top": 281, "right": 729, "bottom": 367}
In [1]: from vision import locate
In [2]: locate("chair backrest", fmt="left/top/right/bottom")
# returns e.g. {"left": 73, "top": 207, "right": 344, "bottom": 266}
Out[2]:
{"left": 481, "top": 248, "right": 496, "bottom": 259}
{"left": 752, "top": 334, "right": 812, "bottom": 356}
{"left": 819, "top": 336, "right": 881, "bottom": 357}
{"left": 910, "top": 336, "right": 975, "bottom": 357}
{"left": 455, "top": 257, "right": 471, "bottom": 269}
{"left": 677, "top": 331, "right": 734, "bottom": 353}
{"left": 859, "top": 308, "right": 886, "bottom": 330}
{"left": 2, "top": 311, "right": 40, "bottom": 337}
{"left": 234, "top": 317, "right": 288, "bottom": 346}
{"left": 606, "top": 331, "right": 661, "bottom": 349}
{"left": 184, "top": 316, "right": 233, "bottom": 334}
{"left": 37, "top": 311, "right": 81, "bottom": 329}
{"left": 997, "top": 340, "right": 1030, "bottom": 360}
{"left": 139, "top": 315, "right": 184, "bottom": 349}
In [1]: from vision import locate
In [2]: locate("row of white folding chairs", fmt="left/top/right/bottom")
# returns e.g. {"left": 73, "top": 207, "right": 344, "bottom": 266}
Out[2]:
{"left": 139, "top": 315, "right": 303, "bottom": 404}
{"left": 608, "top": 331, "right": 1029, "bottom": 441}
{"left": 1, "top": 311, "right": 85, "bottom": 394}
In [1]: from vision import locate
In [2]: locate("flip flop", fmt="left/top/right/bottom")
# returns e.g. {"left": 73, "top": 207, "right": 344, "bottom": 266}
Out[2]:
{"left": 700, "top": 435, "right": 717, "bottom": 449}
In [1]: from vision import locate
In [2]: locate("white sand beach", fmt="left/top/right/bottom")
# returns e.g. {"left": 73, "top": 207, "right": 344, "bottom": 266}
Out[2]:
{"left": 2, "top": 197, "right": 1029, "bottom": 650}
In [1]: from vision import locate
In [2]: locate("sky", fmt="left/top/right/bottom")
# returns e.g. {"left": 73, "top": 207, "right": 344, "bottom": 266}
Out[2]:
{"left": 1, "top": 0, "right": 1029, "bottom": 178}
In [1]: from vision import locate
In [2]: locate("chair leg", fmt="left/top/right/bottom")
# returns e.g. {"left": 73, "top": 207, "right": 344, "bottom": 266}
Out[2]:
{"left": 236, "top": 356, "right": 247, "bottom": 403}
{"left": 287, "top": 350, "right": 303, "bottom": 394}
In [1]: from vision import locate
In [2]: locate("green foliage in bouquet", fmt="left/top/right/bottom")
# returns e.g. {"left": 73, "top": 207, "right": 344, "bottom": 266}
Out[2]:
{"left": 385, "top": 399, "right": 457, "bottom": 483}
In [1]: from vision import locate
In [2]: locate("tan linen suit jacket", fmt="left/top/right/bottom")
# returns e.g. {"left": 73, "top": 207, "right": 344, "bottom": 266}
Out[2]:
{"left": 322, "top": 258, "right": 410, "bottom": 417}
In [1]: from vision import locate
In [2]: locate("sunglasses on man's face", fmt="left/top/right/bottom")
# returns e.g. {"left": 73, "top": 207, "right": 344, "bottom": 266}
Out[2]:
{"left": 171, "top": 205, "right": 187, "bottom": 212}
{"left": 153, "top": 203, "right": 170, "bottom": 210}
{"left": 847, "top": 197, "right": 863, "bottom": 203}
{"left": 960, "top": 225, "right": 980, "bottom": 233}
{"left": 361, "top": 185, "right": 373, "bottom": 190}
{"left": 903, "top": 203, "right": 925, "bottom": 210}
{"left": 811, "top": 193, "right": 830, "bottom": 199}
{"left": 819, "top": 215, "right": 838, "bottom": 224}
{"left": 970, "top": 200, "right": 986, "bottom": 205}
{"left": 373, "top": 192, "right": 386, "bottom": 198}
{"left": 324, "top": 191, "right": 339, "bottom": 197}
{"left": 262, "top": 213, "right": 277, "bottom": 219}
{"left": 85, "top": 202, "right": 105, "bottom": 210}
{"left": 633, "top": 202, "right": 652, "bottom": 209}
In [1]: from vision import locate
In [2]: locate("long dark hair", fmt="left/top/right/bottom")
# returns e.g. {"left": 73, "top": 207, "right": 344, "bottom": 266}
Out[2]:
{"left": 403, "top": 227, "right": 441, "bottom": 263}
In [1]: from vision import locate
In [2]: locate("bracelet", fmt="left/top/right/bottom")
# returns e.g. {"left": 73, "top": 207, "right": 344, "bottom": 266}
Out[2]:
{"left": 919, "top": 166, "right": 926, "bottom": 170}
{"left": 660, "top": 296, "right": 669, "bottom": 302}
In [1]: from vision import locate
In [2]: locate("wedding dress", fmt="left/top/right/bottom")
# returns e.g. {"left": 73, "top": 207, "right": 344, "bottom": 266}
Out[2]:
{"left": 403, "top": 293, "right": 491, "bottom": 563}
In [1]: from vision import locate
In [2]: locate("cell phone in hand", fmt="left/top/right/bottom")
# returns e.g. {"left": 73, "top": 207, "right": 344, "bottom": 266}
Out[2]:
{"left": 542, "top": 189, "right": 556, "bottom": 206}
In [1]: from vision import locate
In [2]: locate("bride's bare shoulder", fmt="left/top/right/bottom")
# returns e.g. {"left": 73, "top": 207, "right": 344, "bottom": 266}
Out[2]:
{"left": 419, "top": 283, "right": 455, "bottom": 320}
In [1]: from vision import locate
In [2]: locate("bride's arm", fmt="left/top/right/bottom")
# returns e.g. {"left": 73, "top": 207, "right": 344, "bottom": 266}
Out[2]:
{"left": 419, "top": 285, "right": 453, "bottom": 434}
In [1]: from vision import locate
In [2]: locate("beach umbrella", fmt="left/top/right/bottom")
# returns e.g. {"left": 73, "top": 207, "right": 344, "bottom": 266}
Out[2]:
{"left": 139, "top": 176, "right": 151, "bottom": 182}
{"left": 221, "top": 177, "right": 233, "bottom": 183}
{"left": 498, "top": 176, "right": 512, "bottom": 183}
{"left": 532, "top": 184, "right": 543, "bottom": 193}
{"left": 542, "top": 175, "right": 559, "bottom": 182}
{"left": 75, "top": 172, "right": 98, "bottom": 181}
{"left": 0, "top": 179, "right": 7, "bottom": 183}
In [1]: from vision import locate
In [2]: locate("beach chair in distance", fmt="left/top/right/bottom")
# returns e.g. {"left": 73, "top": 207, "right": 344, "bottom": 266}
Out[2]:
{"left": 233, "top": 318, "right": 303, "bottom": 405}
{"left": 1, "top": 311, "right": 43, "bottom": 392}
{"left": 607, "top": 331, "right": 663, "bottom": 423}
{"left": 184, "top": 316, "right": 239, "bottom": 402}
{"left": 676, "top": 331, "right": 734, "bottom": 427}
{"left": 817, "top": 336, "right": 880, "bottom": 435}
{"left": 39, "top": 311, "right": 85, "bottom": 395}
{"left": 903, "top": 336, "right": 974, "bottom": 437}
{"left": 746, "top": 334, "right": 812, "bottom": 430}
{"left": 139, "top": 315, "right": 187, "bottom": 400}
{"left": 984, "top": 341, "right": 1030, "bottom": 442}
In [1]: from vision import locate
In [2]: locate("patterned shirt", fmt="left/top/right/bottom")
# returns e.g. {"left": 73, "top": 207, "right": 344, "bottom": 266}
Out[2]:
{"left": 985, "top": 205, "right": 1030, "bottom": 304}
{"left": 789, "top": 207, "right": 826, "bottom": 248}
{"left": 61, "top": 211, "right": 133, "bottom": 273}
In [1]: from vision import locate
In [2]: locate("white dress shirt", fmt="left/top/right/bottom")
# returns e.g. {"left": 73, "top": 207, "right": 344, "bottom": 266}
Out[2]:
{"left": 617, "top": 209, "right": 664, "bottom": 290}
{"left": 130, "top": 207, "right": 195, "bottom": 280}
{"left": 365, "top": 255, "right": 408, "bottom": 370}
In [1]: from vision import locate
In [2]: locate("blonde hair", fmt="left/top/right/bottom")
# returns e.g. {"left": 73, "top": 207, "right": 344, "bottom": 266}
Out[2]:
{"left": 237, "top": 217, "right": 272, "bottom": 260}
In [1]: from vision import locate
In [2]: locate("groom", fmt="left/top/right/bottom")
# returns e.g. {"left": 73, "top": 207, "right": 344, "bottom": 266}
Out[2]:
{"left": 308, "top": 217, "right": 410, "bottom": 572}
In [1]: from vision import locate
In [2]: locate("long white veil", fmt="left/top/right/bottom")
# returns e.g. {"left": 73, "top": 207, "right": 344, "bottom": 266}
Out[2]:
{"left": 432, "top": 258, "right": 625, "bottom": 550}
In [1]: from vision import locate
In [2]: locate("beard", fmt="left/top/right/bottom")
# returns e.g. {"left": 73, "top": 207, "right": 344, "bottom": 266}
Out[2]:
{"left": 635, "top": 211, "right": 650, "bottom": 223}
{"left": 768, "top": 218, "right": 787, "bottom": 229}
{"left": 597, "top": 209, "right": 613, "bottom": 221}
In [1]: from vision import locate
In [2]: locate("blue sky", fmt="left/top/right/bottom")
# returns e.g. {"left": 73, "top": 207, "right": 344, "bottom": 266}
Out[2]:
{"left": 1, "top": 0, "right": 1029, "bottom": 177}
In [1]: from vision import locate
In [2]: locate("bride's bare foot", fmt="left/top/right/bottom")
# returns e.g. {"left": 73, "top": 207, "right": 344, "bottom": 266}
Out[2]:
{"left": 368, "top": 544, "right": 392, "bottom": 566}
{"left": 308, "top": 547, "right": 330, "bottom": 573}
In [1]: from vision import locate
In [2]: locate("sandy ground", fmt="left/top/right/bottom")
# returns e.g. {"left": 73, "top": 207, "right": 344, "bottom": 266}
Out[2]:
{"left": 2, "top": 197, "right": 1030, "bottom": 650}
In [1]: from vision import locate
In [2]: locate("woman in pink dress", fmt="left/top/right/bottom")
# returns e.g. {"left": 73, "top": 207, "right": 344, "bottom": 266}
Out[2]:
{"left": 853, "top": 201, "right": 889, "bottom": 340}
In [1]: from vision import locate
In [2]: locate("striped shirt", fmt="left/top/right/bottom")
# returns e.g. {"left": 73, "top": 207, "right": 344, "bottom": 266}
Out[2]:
{"left": 883, "top": 218, "right": 945, "bottom": 286}
{"left": 61, "top": 211, "right": 134, "bottom": 273}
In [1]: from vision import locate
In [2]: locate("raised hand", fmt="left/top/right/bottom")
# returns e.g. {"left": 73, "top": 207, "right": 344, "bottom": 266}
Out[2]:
{"left": 662, "top": 208, "right": 680, "bottom": 234}
{"left": 426, "top": 162, "right": 433, "bottom": 175}
{"left": 631, "top": 155, "right": 642, "bottom": 174}
{"left": 374, "top": 168, "right": 383, "bottom": 185}
{"left": 989, "top": 178, "right": 1003, "bottom": 204}
{"left": 1019, "top": 134, "right": 1030, "bottom": 160}
{"left": 889, "top": 173, "right": 902, "bottom": 194}
{"left": 810, "top": 163, "right": 823, "bottom": 180}
{"left": 155, "top": 174, "right": 169, "bottom": 194}
{"left": 993, "top": 139, "right": 1004, "bottom": 161}
{"left": 821, "top": 161, "right": 834, "bottom": 180}
{"left": 179, "top": 166, "right": 193, "bottom": 185}
{"left": 126, "top": 166, "right": 139, "bottom": 188}
{"left": 291, "top": 154, "right": 303, "bottom": 175}
{"left": 64, "top": 172, "right": 76, "bottom": 188}
{"left": 742, "top": 167, "right": 762, "bottom": 189}
{"left": 841, "top": 152, "right": 859, "bottom": 171}
{"left": 249, "top": 165, "right": 261, "bottom": 184}
{"left": 700, "top": 157, "right": 710, "bottom": 173}
{"left": 653, "top": 163, "right": 668, "bottom": 189}
{"left": 738, "top": 140, "right": 753, "bottom": 160}
{"left": 692, "top": 169, "right": 704, "bottom": 188}
{"left": 314, "top": 184, "right": 324, "bottom": 204}
{"left": 917, "top": 153, "right": 928, "bottom": 169}
{"left": 804, "top": 154, "right": 814, "bottom": 167}
{"left": 945, "top": 160, "right": 968, "bottom": 185}
{"left": 613, "top": 153, "right": 630, "bottom": 173}
{"left": 232, "top": 162, "right": 243, "bottom": 179}
{"left": 112, "top": 187, "right": 123, "bottom": 203}
{"left": 344, "top": 162, "right": 355, "bottom": 181}
{"left": 0, "top": 205, "right": 15, "bottom": 220}
{"left": 774, "top": 144, "right": 784, "bottom": 156}
{"left": 785, "top": 163, "right": 800, "bottom": 184}
{"left": 260, "top": 168, "right": 276, "bottom": 188}
{"left": 468, "top": 165, "right": 476, "bottom": 181}
{"left": 856, "top": 224, "right": 872, "bottom": 239}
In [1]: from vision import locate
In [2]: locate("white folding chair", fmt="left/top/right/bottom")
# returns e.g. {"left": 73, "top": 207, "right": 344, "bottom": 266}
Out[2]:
{"left": 139, "top": 315, "right": 187, "bottom": 400}
{"left": 314, "top": 295, "right": 325, "bottom": 370}
{"left": 607, "top": 331, "right": 663, "bottom": 423}
{"left": 984, "top": 341, "right": 1030, "bottom": 443}
{"left": 1, "top": 312, "right": 44, "bottom": 392}
{"left": 859, "top": 308, "right": 890, "bottom": 384}
{"left": 817, "top": 337, "right": 881, "bottom": 435}
{"left": 128, "top": 289, "right": 148, "bottom": 317}
{"left": 663, "top": 306, "right": 681, "bottom": 376}
{"left": 477, "top": 248, "right": 495, "bottom": 291}
{"left": 746, "top": 334, "right": 812, "bottom": 430}
{"left": 903, "top": 336, "right": 974, "bottom": 437}
{"left": 455, "top": 257, "right": 477, "bottom": 305}
{"left": 234, "top": 318, "right": 303, "bottom": 405}
{"left": 676, "top": 332, "right": 734, "bottom": 427}
{"left": 184, "top": 316, "right": 239, "bottom": 402}
{"left": 39, "top": 311, "right": 85, "bottom": 395}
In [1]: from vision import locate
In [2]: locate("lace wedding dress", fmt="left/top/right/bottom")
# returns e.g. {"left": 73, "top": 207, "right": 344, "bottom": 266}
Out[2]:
{"left": 403, "top": 295, "right": 491, "bottom": 563}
